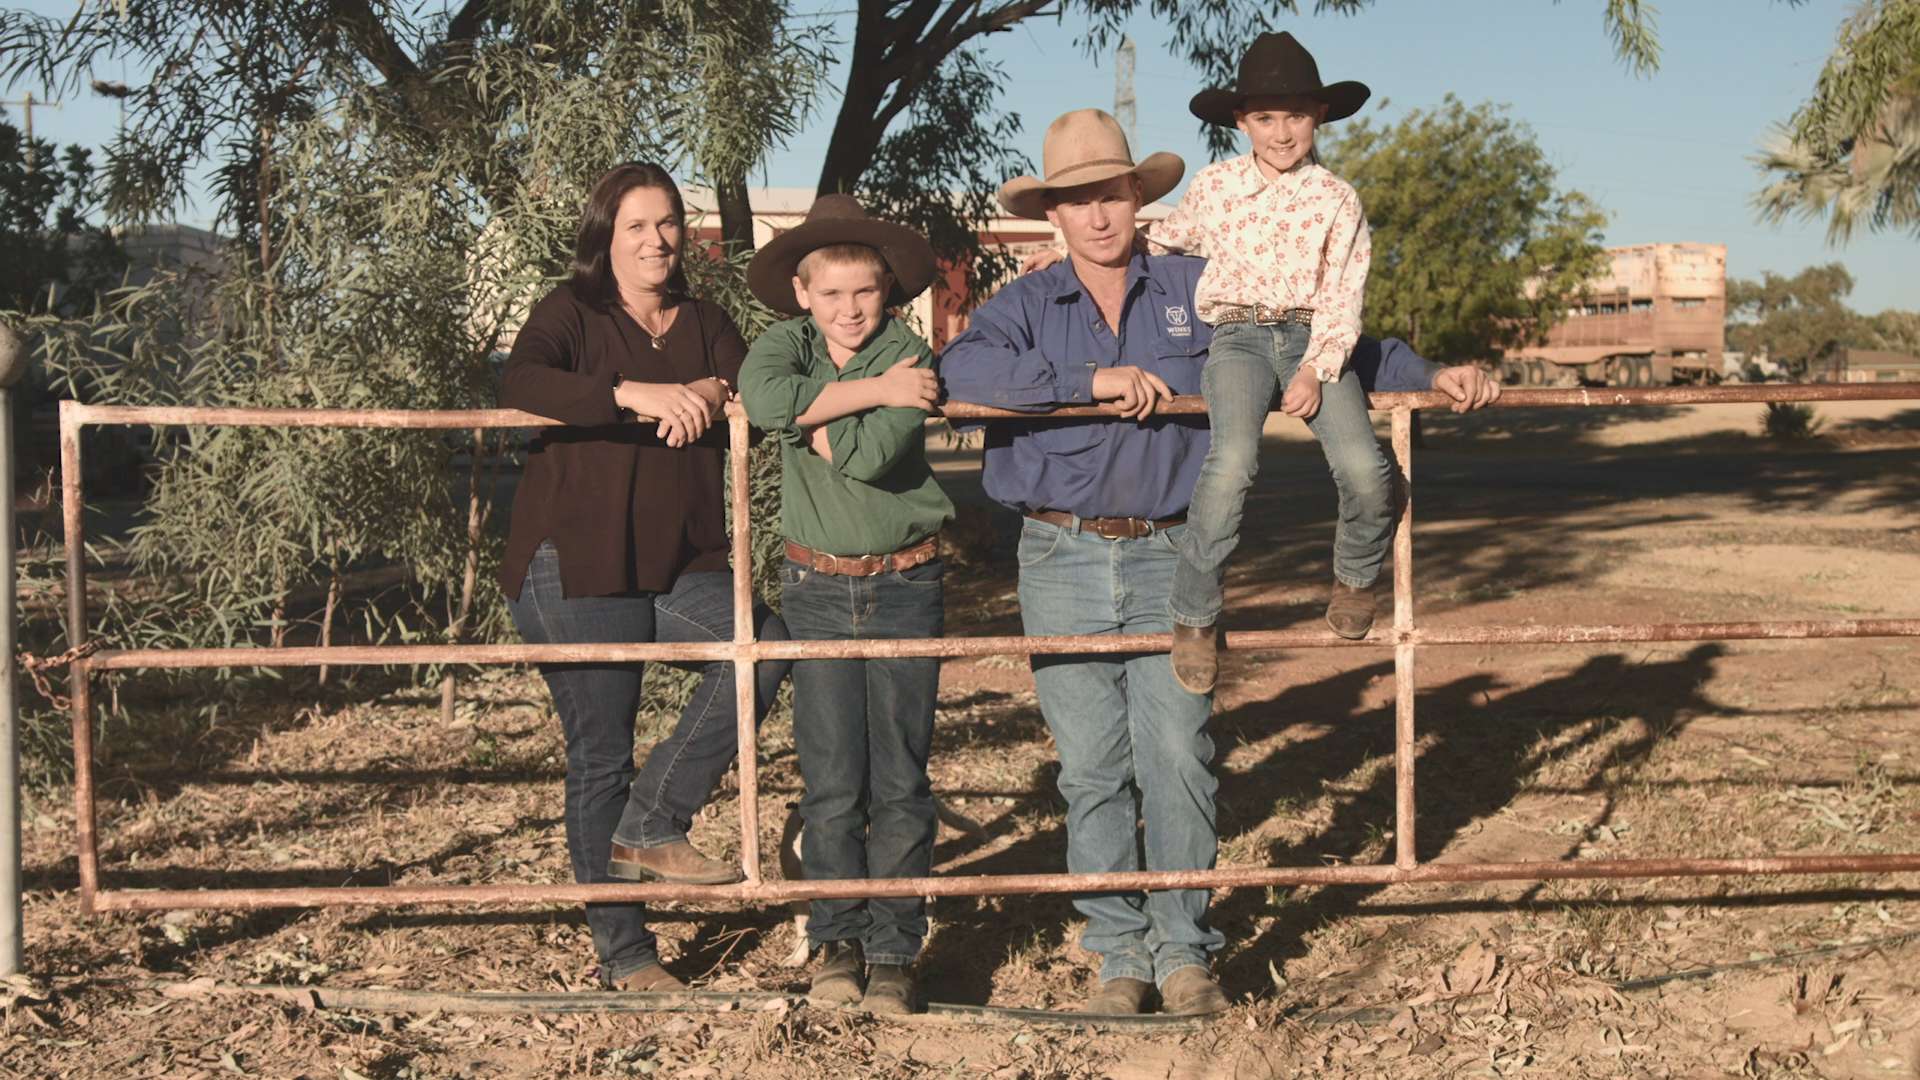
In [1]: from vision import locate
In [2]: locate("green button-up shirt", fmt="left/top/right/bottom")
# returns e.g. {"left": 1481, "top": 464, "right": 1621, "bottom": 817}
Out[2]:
{"left": 740, "top": 315, "right": 953, "bottom": 556}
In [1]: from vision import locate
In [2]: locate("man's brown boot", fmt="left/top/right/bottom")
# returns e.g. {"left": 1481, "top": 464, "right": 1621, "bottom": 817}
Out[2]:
{"left": 1325, "top": 580, "right": 1377, "bottom": 640}
{"left": 612, "top": 963, "right": 686, "bottom": 993}
{"left": 1170, "top": 622, "right": 1218, "bottom": 695}
{"left": 1159, "top": 965, "right": 1230, "bottom": 1015}
{"left": 808, "top": 940, "right": 865, "bottom": 1006}
{"left": 1082, "top": 976, "right": 1152, "bottom": 1015}
{"left": 607, "top": 840, "right": 743, "bottom": 885}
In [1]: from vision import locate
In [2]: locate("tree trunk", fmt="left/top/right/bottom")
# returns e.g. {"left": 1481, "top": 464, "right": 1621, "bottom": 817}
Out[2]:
{"left": 714, "top": 171, "right": 757, "bottom": 255}
{"left": 317, "top": 547, "right": 341, "bottom": 687}
{"left": 270, "top": 577, "right": 288, "bottom": 650}
{"left": 814, "top": 6, "right": 911, "bottom": 198}
{"left": 440, "top": 427, "right": 489, "bottom": 726}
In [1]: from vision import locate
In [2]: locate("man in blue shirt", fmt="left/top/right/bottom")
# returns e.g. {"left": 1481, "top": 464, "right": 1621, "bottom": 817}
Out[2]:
{"left": 940, "top": 109, "right": 1499, "bottom": 1017}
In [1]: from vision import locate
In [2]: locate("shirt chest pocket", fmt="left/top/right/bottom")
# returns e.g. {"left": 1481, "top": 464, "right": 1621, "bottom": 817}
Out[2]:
{"left": 1148, "top": 345, "right": 1208, "bottom": 398}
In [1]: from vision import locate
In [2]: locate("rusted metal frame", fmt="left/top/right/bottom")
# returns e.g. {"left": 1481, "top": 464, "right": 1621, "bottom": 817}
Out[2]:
{"left": 726, "top": 404, "right": 761, "bottom": 884}
{"left": 1391, "top": 408, "right": 1417, "bottom": 872}
{"left": 58, "top": 385, "right": 1920, "bottom": 919}
{"left": 80, "top": 618, "right": 1920, "bottom": 670}
{"left": 86, "top": 851, "right": 1920, "bottom": 913}
{"left": 61, "top": 382, "right": 1920, "bottom": 431}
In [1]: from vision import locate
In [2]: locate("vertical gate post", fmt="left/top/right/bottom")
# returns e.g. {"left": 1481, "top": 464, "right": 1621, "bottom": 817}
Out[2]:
{"left": 726, "top": 406, "right": 761, "bottom": 883}
{"left": 0, "top": 325, "right": 25, "bottom": 972}
{"left": 1391, "top": 407, "right": 1417, "bottom": 872}
{"left": 59, "top": 403, "right": 98, "bottom": 915}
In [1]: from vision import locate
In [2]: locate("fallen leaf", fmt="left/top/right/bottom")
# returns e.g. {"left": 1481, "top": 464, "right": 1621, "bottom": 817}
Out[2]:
{"left": 161, "top": 977, "right": 219, "bottom": 1000}
{"left": 1443, "top": 942, "right": 1499, "bottom": 995}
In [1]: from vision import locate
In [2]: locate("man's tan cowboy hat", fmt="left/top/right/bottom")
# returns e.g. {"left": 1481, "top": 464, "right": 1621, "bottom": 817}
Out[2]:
{"left": 747, "top": 194, "right": 937, "bottom": 317}
{"left": 1189, "top": 32, "right": 1370, "bottom": 127}
{"left": 996, "top": 109, "right": 1184, "bottom": 221}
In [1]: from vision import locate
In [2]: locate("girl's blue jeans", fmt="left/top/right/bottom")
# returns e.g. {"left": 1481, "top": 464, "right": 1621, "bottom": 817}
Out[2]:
{"left": 1170, "top": 320, "right": 1396, "bottom": 628}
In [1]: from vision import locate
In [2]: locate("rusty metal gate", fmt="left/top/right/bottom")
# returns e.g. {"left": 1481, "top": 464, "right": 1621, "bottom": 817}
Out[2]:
{"left": 54, "top": 383, "right": 1920, "bottom": 916}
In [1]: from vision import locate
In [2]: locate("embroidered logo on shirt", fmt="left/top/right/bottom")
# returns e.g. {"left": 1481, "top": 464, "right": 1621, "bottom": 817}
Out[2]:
{"left": 1165, "top": 306, "right": 1192, "bottom": 338}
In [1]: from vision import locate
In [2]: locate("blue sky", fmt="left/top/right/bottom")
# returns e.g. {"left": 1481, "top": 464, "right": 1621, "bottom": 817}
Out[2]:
{"left": 15, "top": 0, "right": 1915, "bottom": 313}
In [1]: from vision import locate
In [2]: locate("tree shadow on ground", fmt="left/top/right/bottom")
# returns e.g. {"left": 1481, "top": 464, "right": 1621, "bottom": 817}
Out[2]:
{"left": 1210, "top": 643, "right": 1731, "bottom": 992}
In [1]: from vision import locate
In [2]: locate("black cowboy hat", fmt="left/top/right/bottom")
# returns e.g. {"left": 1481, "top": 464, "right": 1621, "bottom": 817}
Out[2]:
{"left": 1188, "top": 32, "right": 1371, "bottom": 127}
{"left": 747, "top": 194, "right": 937, "bottom": 317}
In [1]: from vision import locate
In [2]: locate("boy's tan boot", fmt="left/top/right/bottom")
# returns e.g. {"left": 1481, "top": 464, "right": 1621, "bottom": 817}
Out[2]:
{"left": 1171, "top": 622, "right": 1218, "bottom": 695}
{"left": 862, "top": 963, "right": 916, "bottom": 1015}
{"left": 808, "top": 940, "right": 866, "bottom": 1006}
{"left": 1325, "top": 581, "right": 1376, "bottom": 640}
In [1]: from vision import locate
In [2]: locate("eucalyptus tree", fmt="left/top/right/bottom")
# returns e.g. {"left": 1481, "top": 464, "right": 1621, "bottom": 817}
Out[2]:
{"left": 1319, "top": 97, "right": 1608, "bottom": 365}
{"left": 8, "top": 1, "right": 826, "bottom": 730}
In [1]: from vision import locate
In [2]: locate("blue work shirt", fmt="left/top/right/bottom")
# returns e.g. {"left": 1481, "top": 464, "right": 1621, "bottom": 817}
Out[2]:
{"left": 939, "top": 251, "right": 1441, "bottom": 519}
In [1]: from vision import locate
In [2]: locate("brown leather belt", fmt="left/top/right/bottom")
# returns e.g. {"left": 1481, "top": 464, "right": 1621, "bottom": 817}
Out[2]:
{"left": 1213, "top": 304, "right": 1313, "bottom": 327}
{"left": 1024, "top": 509, "right": 1185, "bottom": 540}
{"left": 784, "top": 535, "right": 938, "bottom": 577}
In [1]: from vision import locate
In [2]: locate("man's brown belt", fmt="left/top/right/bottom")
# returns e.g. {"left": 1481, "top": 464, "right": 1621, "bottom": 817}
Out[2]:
{"left": 1212, "top": 304, "right": 1313, "bottom": 327}
{"left": 1024, "top": 509, "right": 1185, "bottom": 540}
{"left": 784, "top": 535, "right": 939, "bottom": 576}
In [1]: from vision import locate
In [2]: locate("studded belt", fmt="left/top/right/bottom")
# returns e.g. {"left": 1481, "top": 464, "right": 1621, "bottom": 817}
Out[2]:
{"left": 1213, "top": 304, "right": 1314, "bottom": 327}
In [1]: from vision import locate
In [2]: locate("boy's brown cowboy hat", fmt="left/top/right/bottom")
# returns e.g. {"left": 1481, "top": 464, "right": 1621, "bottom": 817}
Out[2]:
{"left": 1189, "top": 32, "right": 1371, "bottom": 127}
{"left": 747, "top": 194, "right": 937, "bottom": 316}
{"left": 997, "top": 109, "right": 1185, "bottom": 221}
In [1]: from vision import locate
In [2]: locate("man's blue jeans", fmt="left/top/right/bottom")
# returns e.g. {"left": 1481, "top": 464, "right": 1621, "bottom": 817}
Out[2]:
{"left": 780, "top": 556, "right": 944, "bottom": 967}
{"left": 1017, "top": 518, "right": 1223, "bottom": 985}
{"left": 508, "top": 541, "right": 791, "bottom": 985}
{"left": 1170, "top": 320, "right": 1396, "bottom": 628}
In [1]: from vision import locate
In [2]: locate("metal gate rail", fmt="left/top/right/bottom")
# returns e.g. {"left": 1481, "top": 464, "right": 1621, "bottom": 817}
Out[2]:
{"left": 56, "top": 382, "right": 1920, "bottom": 914}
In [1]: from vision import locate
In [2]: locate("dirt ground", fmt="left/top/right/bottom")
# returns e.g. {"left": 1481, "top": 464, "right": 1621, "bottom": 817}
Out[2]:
{"left": 7, "top": 398, "right": 1920, "bottom": 1079}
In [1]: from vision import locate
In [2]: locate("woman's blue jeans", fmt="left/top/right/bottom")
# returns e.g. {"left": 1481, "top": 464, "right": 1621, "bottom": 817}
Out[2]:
{"left": 507, "top": 541, "right": 790, "bottom": 984}
{"left": 1170, "top": 320, "right": 1396, "bottom": 628}
{"left": 779, "top": 556, "right": 944, "bottom": 967}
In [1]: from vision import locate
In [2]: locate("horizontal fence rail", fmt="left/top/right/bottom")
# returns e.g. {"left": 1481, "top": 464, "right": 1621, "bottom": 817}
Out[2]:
{"left": 55, "top": 383, "right": 1920, "bottom": 915}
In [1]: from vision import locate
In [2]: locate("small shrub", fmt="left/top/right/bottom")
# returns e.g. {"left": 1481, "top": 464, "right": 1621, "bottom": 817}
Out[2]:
{"left": 1761, "top": 401, "right": 1825, "bottom": 441}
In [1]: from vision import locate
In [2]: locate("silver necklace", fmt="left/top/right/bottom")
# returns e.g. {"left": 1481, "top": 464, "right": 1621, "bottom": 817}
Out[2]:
{"left": 628, "top": 303, "right": 671, "bottom": 350}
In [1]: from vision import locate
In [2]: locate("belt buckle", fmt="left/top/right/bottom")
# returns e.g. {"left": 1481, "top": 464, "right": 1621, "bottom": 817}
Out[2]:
{"left": 1253, "top": 305, "right": 1280, "bottom": 326}
{"left": 816, "top": 551, "right": 840, "bottom": 574}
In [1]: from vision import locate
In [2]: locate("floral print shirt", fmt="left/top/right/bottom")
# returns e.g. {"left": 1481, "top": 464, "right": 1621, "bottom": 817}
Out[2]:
{"left": 1147, "top": 155, "right": 1371, "bottom": 382}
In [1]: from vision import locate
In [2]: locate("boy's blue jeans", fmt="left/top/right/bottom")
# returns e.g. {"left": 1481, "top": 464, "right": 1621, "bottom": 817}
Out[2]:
{"left": 1170, "top": 320, "right": 1396, "bottom": 628}
{"left": 1016, "top": 517, "right": 1223, "bottom": 985}
{"left": 780, "top": 556, "right": 944, "bottom": 967}
{"left": 507, "top": 541, "right": 791, "bottom": 985}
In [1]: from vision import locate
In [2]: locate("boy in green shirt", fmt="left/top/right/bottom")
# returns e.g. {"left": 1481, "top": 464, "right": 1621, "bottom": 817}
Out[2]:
{"left": 739, "top": 195, "right": 954, "bottom": 1015}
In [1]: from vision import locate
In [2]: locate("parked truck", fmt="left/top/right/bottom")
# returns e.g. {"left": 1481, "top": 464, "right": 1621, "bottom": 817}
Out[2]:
{"left": 1501, "top": 242, "right": 1726, "bottom": 387}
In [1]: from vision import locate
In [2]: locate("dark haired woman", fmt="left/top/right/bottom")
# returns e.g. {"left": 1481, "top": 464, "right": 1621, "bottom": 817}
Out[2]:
{"left": 500, "top": 162, "right": 790, "bottom": 992}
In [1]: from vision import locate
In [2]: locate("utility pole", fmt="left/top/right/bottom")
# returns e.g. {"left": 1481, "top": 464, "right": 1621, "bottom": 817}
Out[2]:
{"left": 1115, "top": 36, "right": 1137, "bottom": 150}
{"left": 0, "top": 92, "right": 63, "bottom": 173}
